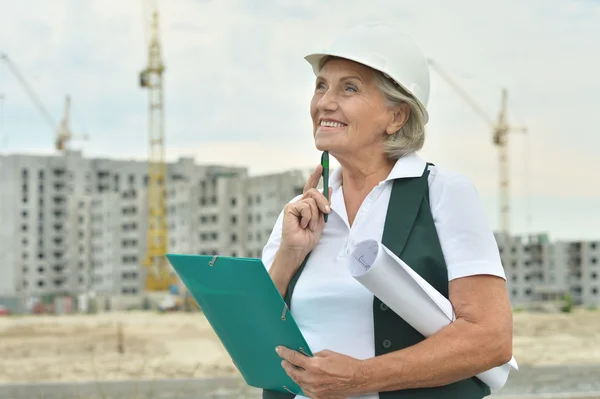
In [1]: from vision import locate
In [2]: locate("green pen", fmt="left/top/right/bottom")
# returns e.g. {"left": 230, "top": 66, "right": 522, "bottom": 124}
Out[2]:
{"left": 321, "top": 151, "right": 329, "bottom": 222}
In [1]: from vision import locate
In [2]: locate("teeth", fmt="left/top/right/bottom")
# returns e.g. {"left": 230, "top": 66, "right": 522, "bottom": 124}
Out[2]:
{"left": 320, "top": 121, "right": 345, "bottom": 127}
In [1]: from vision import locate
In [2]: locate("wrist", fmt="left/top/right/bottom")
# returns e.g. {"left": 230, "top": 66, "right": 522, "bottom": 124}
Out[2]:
{"left": 351, "top": 358, "right": 377, "bottom": 396}
{"left": 268, "top": 247, "right": 306, "bottom": 298}
{"left": 275, "top": 245, "right": 308, "bottom": 267}
{"left": 269, "top": 260, "right": 294, "bottom": 288}
{"left": 353, "top": 355, "right": 399, "bottom": 395}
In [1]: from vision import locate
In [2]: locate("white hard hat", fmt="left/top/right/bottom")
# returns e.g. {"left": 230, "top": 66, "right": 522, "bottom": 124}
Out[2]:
{"left": 304, "top": 23, "right": 431, "bottom": 124}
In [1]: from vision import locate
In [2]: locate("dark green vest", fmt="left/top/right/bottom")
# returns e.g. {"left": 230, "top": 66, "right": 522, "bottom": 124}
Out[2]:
{"left": 263, "top": 164, "right": 491, "bottom": 399}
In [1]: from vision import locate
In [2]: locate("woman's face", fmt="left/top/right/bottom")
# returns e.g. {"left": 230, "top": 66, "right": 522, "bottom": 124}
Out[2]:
{"left": 310, "top": 58, "right": 405, "bottom": 158}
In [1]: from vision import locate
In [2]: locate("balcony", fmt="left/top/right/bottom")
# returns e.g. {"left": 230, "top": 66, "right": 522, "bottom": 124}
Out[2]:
{"left": 53, "top": 276, "right": 67, "bottom": 287}
{"left": 568, "top": 243, "right": 582, "bottom": 256}
{"left": 52, "top": 210, "right": 66, "bottom": 219}
{"left": 52, "top": 195, "right": 66, "bottom": 206}
{"left": 52, "top": 264, "right": 66, "bottom": 273}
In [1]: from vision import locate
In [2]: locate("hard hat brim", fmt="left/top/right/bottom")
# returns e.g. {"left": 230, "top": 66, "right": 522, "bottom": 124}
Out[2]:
{"left": 304, "top": 52, "right": 429, "bottom": 124}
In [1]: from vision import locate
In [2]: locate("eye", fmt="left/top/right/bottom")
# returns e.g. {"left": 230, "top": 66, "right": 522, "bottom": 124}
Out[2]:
{"left": 345, "top": 84, "right": 358, "bottom": 93}
{"left": 315, "top": 81, "right": 326, "bottom": 91}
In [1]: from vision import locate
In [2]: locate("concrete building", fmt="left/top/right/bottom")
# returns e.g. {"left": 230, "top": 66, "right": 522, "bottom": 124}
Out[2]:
{"left": 496, "top": 233, "right": 600, "bottom": 308}
{"left": 243, "top": 171, "right": 306, "bottom": 259}
{"left": 562, "top": 241, "right": 600, "bottom": 306}
{"left": 496, "top": 233, "right": 547, "bottom": 306}
{"left": 3, "top": 149, "right": 598, "bottom": 311}
{"left": 0, "top": 152, "right": 92, "bottom": 302}
{"left": 0, "top": 151, "right": 306, "bottom": 307}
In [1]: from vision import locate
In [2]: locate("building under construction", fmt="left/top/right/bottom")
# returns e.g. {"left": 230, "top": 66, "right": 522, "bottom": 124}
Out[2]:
{"left": 0, "top": 151, "right": 307, "bottom": 312}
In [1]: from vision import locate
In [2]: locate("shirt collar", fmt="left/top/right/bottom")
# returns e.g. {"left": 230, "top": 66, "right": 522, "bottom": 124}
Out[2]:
{"left": 329, "top": 152, "right": 427, "bottom": 190}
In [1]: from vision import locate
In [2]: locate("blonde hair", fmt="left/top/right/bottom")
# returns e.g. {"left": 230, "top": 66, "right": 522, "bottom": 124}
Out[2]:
{"left": 318, "top": 56, "right": 426, "bottom": 160}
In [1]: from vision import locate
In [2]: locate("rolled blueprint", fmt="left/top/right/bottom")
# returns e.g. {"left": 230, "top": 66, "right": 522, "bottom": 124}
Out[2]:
{"left": 349, "top": 239, "right": 518, "bottom": 392}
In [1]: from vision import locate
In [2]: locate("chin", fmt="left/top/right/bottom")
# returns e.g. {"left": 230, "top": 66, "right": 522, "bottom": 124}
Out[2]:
{"left": 314, "top": 142, "right": 327, "bottom": 151}
{"left": 314, "top": 136, "right": 336, "bottom": 151}
{"left": 314, "top": 141, "right": 334, "bottom": 152}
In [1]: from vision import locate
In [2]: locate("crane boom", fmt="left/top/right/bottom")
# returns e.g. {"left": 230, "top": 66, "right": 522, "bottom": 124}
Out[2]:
{"left": 427, "top": 59, "right": 494, "bottom": 128}
{"left": 0, "top": 53, "right": 56, "bottom": 131}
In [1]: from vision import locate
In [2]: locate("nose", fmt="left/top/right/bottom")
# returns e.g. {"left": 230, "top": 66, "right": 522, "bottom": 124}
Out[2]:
{"left": 317, "top": 88, "right": 339, "bottom": 113}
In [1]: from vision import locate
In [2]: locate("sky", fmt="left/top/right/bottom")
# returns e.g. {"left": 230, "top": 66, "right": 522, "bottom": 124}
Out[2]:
{"left": 0, "top": 0, "right": 599, "bottom": 241}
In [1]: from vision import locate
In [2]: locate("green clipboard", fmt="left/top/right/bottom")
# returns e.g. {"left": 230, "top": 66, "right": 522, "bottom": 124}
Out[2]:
{"left": 165, "top": 253, "right": 313, "bottom": 396}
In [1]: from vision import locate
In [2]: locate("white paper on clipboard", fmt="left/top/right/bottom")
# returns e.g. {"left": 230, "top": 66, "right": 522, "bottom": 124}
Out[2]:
{"left": 349, "top": 239, "right": 518, "bottom": 392}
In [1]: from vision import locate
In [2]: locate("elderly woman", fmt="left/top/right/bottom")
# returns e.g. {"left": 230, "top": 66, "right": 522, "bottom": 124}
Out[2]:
{"left": 261, "top": 24, "right": 513, "bottom": 399}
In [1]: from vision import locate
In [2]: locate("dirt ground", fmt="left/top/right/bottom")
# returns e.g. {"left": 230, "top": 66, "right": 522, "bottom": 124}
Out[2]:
{"left": 0, "top": 309, "right": 599, "bottom": 384}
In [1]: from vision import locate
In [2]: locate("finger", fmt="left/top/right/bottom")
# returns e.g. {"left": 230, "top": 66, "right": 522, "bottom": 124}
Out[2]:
{"left": 282, "top": 360, "right": 304, "bottom": 384}
{"left": 303, "top": 188, "right": 330, "bottom": 214}
{"left": 304, "top": 198, "right": 319, "bottom": 231}
{"left": 289, "top": 202, "right": 311, "bottom": 229}
{"left": 276, "top": 346, "right": 308, "bottom": 369}
{"left": 303, "top": 165, "right": 323, "bottom": 194}
{"left": 282, "top": 359, "right": 305, "bottom": 373}
{"left": 297, "top": 202, "right": 313, "bottom": 229}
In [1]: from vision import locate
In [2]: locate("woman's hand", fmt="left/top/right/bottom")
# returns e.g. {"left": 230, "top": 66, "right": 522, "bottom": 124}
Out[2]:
{"left": 267, "top": 164, "right": 332, "bottom": 298}
{"left": 280, "top": 164, "right": 332, "bottom": 261}
{"left": 276, "top": 346, "right": 367, "bottom": 399}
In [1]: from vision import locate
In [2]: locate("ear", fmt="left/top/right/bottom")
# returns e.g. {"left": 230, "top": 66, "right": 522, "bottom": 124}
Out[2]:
{"left": 385, "top": 103, "right": 410, "bottom": 135}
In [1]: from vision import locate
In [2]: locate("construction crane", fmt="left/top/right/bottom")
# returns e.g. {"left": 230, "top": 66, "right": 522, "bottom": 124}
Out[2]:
{"left": 139, "top": 1, "right": 174, "bottom": 292}
{"left": 56, "top": 95, "right": 89, "bottom": 151}
{"left": 427, "top": 59, "right": 527, "bottom": 236}
{"left": 0, "top": 53, "right": 87, "bottom": 152}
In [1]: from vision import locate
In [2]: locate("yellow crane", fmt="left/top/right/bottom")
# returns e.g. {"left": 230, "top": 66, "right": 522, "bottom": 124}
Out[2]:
{"left": 56, "top": 95, "right": 89, "bottom": 151}
{"left": 139, "top": 1, "right": 174, "bottom": 292}
{"left": 427, "top": 59, "right": 527, "bottom": 236}
{"left": 0, "top": 53, "right": 87, "bottom": 152}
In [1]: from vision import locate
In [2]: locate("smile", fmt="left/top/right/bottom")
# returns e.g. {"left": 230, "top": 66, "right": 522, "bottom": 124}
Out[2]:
{"left": 320, "top": 120, "right": 347, "bottom": 128}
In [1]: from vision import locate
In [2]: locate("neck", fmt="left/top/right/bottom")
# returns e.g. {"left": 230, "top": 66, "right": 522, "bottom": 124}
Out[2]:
{"left": 336, "top": 151, "right": 395, "bottom": 193}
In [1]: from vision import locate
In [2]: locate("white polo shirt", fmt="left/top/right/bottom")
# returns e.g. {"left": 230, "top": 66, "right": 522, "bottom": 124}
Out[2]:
{"left": 262, "top": 152, "right": 506, "bottom": 399}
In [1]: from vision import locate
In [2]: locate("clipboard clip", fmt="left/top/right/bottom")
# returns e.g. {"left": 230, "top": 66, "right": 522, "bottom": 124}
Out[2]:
{"left": 209, "top": 255, "right": 218, "bottom": 267}
{"left": 281, "top": 303, "right": 288, "bottom": 321}
{"left": 282, "top": 385, "right": 295, "bottom": 394}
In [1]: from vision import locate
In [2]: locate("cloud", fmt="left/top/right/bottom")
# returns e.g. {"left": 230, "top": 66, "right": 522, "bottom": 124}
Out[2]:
{"left": 1, "top": 0, "right": 599, "bottom": 238}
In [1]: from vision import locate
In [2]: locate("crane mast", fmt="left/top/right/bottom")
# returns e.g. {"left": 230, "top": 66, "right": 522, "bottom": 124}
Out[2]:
{"left": 494, "top": 89, "right": 510, "bottom": 236}
{"left": 427, "top": 60, "right": 526, "bottom": 236}
{"left": 139, "top": 7, "right": 171, "bottom": 291}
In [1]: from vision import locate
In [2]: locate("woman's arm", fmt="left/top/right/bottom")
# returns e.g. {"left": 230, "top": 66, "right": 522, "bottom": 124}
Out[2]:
{"left": 356, "top": 274, "right": 513, "bottom": 392}
{"left": 261, "top": 191, "right": 316, "bottom": 298}
{"left": 269, "top": 247, "right": 307, "bottom": 298}
{"left": 356, "top": 171, "right": 514, "bottom": 392}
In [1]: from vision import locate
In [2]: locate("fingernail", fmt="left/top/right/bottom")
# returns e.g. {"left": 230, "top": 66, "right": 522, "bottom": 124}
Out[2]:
{"left": 275, "top": 346, "right": 280, "bottom": 353}
{"left": 325, "top": 205, "right": 330, "bottom": 212}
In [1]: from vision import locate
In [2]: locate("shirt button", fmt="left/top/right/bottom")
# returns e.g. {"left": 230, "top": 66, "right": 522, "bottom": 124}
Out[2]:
{"left": 380, "top": 303, "right": 388, "bottom": 311}
{"left": 382, "top": 339, "right": 392, "bottom": 349}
